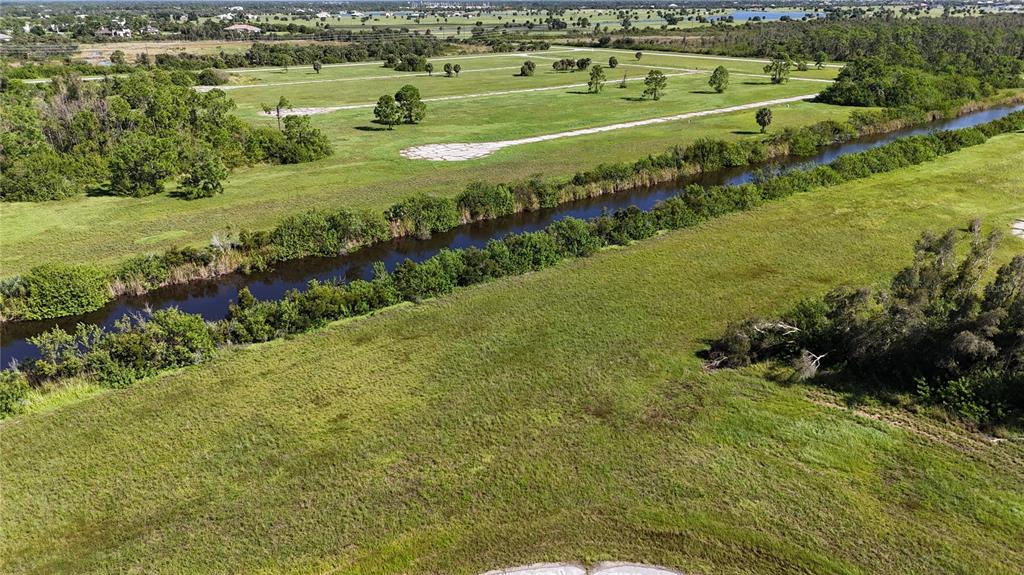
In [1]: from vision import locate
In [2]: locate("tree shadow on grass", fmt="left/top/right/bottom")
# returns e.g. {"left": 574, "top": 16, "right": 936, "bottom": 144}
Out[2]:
{"left": 566, "top": 90, "right": 594, "bottom": 95}
{"left": 691, "top": 89, "right": 718, "bottom": 94}
{"left": 732, "top": 130, "right": 761, "bottom": 135}
{"left": 742, "top": 80, "right": 772, "bottom": 85}
{"left": 85, "top": 184, "right": 114, "bottom": 198}
{"left": 620, "top": 96, "right": 649, "bottom": 102}
{"left": 355, "top": 125, "right": 390, "bottom": 132}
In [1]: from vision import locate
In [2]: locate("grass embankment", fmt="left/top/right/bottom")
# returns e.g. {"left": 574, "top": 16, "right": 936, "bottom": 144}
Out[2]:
{"left": 0, "top": 48, "right": 842, "bottom": 276}
{"left": 2, "top": 134, "right": 1022, "bottom": 574}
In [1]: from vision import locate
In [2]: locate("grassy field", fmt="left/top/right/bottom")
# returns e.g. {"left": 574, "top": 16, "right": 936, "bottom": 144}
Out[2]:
{"left": 0, "top": 47, "right": 843, "bottom": 276}
{"left": 3, "top": 134, "right": 1022, "bottom": 575}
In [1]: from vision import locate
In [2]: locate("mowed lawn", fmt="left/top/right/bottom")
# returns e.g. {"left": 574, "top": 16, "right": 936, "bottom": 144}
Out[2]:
{"left": 3, "top": 135, "right": 1022, "bottom": 575}
{"left": 0, "top": 48, "right": 842, "bottom": 277}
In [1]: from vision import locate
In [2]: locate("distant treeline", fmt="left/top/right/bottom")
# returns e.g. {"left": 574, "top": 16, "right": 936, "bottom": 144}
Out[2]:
{"left": 152, "top": 35, "right": 445, "bottom": 70}
{"left": 605, "top": 15, "right": 1024, "bottom": 108}
{"left": 5, "top": 111, "right": 1022, "bottom": 417}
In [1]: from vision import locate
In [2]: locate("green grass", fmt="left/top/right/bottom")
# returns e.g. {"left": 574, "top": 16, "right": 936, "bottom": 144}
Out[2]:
{"left": 0, "top": 47, "right": 843, "bottom": 277}
{"left": 3, "top": 134, "right": 1022, "bottom": 575}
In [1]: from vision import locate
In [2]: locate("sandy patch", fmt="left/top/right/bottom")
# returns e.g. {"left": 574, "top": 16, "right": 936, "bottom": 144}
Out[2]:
{"left": 1012, "top": 219, "right": 1024, "bottom": 238}
{"left": 481, "top": 563, "right": 683, "bottom": 575}
{"left": 401, "top": 94, "right": 817, "bottom": 161}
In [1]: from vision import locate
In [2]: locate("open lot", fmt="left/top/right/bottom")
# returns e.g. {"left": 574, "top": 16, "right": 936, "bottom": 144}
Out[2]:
{"left": 3, "top": 134, "right": 1022, "bottom": 574}
{"left": 1, "top": 47, "right": 844, "bottom": 276}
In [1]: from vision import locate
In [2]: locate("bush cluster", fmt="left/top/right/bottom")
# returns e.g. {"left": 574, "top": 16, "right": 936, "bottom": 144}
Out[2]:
{"left": 708, "top": 229, "right": 1024, "bottom": 427}
{"left": 1, "top": 70, "right": 332, "bottom": 203}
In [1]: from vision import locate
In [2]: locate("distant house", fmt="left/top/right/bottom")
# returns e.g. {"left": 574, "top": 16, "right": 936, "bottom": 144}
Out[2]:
{"left": 315, "top": 12, "right": 331, "bottom": 18}
{"left": 96, "top": 26, "right": 132, "bottom": 38}
{"left": 224, "top": 24, "right": 261, "bottom": 34}
{"left": 228, "top": 6, "right": 244, "bottom": 11}
{"left": 0, "top": 33, "right": 12, "bottom": 42}
{"left": 141, "top": 25, "right": 160, "bottom": 35}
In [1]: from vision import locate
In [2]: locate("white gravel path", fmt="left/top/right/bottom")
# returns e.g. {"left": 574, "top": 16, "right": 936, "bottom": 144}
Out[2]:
{"left": 256, "top": 70, "right": 703, "bottom": 116}
{"left": 1012, "top": 219, "right": 1024, "bottom": 238}
{"left": 401, "top": 93, "right": 817, "bottom": 161}
{"left": 481, "top": 563, "right": 684, "bottom": 575}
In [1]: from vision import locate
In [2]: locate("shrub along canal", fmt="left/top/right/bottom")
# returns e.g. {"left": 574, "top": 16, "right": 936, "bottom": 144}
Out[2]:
{"left": 3, "top": 103, "right": 1022, "bottom": 363}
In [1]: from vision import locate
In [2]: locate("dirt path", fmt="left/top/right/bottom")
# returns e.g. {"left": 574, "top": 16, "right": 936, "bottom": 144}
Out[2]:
{"left": 400, "top": 93, "right": 817, "bottom": 161}
{"left": 482, "top": 563, "right": 684, "bottom": 575}
{"left": 254, "top": 70, "right": 702, "bottom": 116}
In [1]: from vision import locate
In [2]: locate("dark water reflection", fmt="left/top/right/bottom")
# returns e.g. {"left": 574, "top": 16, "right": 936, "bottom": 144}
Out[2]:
{"left": 3, "top": 104, "right": 1022, "bottom": 363}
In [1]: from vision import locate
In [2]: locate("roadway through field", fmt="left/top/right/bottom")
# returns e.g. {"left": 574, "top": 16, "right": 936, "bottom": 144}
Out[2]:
{"left": 400, "top": 93, "right": 818, "bottom": 161}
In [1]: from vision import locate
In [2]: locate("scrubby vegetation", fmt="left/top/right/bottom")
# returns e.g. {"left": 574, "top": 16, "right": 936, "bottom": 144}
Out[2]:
{"left": 3, "top": 103, "right": 1020, "bottom": 323}
{"left": 0, "top": 70, "right": 331, "bottom": 203}
{"left": 6, "top": 112, "right": 1022, "bottom": 408}
{"left": 708, "top": 228, "right": 1023, "bottom": 427}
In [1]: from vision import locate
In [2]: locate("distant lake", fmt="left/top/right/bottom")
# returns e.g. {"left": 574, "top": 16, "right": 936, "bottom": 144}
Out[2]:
{"left": 714, "top": 10, "right": 824, "bottom": 22}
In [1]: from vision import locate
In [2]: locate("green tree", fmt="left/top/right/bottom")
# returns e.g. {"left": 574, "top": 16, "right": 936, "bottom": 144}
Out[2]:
{"left": 814, "top": 51, "right": 827, "bottom": 69}
{"left": 394, "top": 85, "right": 427, "bottom": 124}
{"left": 261, "top": 96, "right": 292, "bottom": 130}
{"left": 178, "top": 148, "right": 228, "bottom": 200}
{"left": 575, "top": 58, "right": 592, "bottom": 71}
{"left": 764, "top": 56, "right": 792, "bottom": 84}
{"left": 453, "top": 64, "right": 462, "bottom": 77}
{"left": 635, "top": 51, "right": 643, "bottom": 61}
{"left": 425, "top": 62, "right": 434, "bottom": 76}
{"left": 588, "top": 64, "right": 606, "bottom": 93}
{"left": 642, "top": 69, "right": 667, "bottom": 100}
{"left": 373, "top": 94, "right": 403, "bottom": 129}
{"left": 520, "top": 60, "right": 536, "bottom": 76}
{"left": 110, "top": 49, "right": 126, "bottom": 65}
{"left": 313, "top": 60, "right": 322, "bottom": 74}
{"left": 281, "top": 115, "right": 332, "bottom": 162}
{"left": 608, "top": 56, "right": 619, "bottom": 68}
{"left": 108, "top": 132, "right": 178, "bottom": 197}
{"left": 443, "top": 62, "right": 453, "bottom": 77}
{"left": 0, "top": 371, "right": 29, "bottom": 418}
{"left": 709, "top": 65, "right": 730, "bottom": 93}
{"left": 756, "top": 107, "right": 773, "bottom": 133}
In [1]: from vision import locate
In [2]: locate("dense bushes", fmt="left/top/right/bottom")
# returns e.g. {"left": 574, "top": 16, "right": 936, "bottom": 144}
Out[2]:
{"left": 707, "top": 229, "right": 1024, "bottom": 427}
{"left": 0, "top": 264, "right": 110, "bottom": 321}
{"left": 24, "top": 308, "right": 215, "bottom": 388}
{"left": 817, "top": 57, "right": 991, "bottom": 110}
{"left": 7, "top": 112, "right": 1023, "bottom": 412}
{"left": 1, "top": 70, "right": 331, "bottom": 202}
{"left": 196, "top": 68, "right": 229, "bottom": 86}
{"left": 457, "top": 182, "right": 515, "bottom": 220}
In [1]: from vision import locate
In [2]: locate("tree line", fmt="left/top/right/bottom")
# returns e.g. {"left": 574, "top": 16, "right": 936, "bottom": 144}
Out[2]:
{"left": 0, "top": 69, "right": 331, "bottom": 203}
{"left": 5, "top": 111, "right": 1022, "bottom": 417}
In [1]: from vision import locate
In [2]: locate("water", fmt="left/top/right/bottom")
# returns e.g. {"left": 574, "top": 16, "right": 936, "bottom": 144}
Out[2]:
{"left": 712, "top": 10, "right": 824, "bottom": 22}
{"left": 2, "top": 104, "right": 1021, "bottom": 364}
